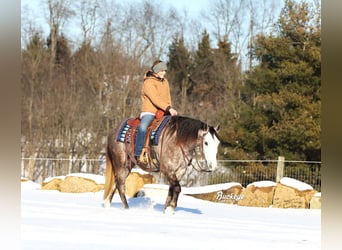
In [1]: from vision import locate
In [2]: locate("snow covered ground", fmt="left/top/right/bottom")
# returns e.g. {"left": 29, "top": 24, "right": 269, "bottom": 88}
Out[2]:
{"left": 21, "top": 180, "right": 321, "bottom": 250}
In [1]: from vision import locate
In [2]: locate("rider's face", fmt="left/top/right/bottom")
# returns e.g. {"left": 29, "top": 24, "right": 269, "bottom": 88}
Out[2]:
{"left": 156, "top": 70, "right": 166, "bottom": 78}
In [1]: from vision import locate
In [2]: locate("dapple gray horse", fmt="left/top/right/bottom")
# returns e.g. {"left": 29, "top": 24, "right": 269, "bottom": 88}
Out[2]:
{"left": 103, "top": 116, "right": 222, "bottom": 213}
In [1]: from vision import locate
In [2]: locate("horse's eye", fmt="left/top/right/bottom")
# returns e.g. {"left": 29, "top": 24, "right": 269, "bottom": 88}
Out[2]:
{"left": 204, "top": 141, "right": 208, "bottom": 146}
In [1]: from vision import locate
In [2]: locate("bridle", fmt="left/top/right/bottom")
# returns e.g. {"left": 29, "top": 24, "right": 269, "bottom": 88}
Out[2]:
{"left": 180, "top": 130, "right": 212, "bottom": 172}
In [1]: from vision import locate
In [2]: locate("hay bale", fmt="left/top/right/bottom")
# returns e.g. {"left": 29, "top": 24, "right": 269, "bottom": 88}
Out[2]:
{"left": 59, "top": 174, "right": 104, "bottom": 193}
{"left": 183, "top": 183, "right": 243, "bottom": 204}
{"left": 310, "top": 192, "right": 321, "bottom": 209}
{"left": 238, "top": 181, "right": 276, "bottom": 207}
{"left": 41, "top": 176, "right": 65, "bottom": 191}
{"left": 21, "top": 177, "right": 29, "bottom": 182}
{"left": 273, "top": 177, "right": 317, "bottom": 209}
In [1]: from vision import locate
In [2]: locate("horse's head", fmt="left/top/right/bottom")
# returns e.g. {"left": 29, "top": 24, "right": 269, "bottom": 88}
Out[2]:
{"left": 198, "top": 124, "right": 220, "bottom": 171}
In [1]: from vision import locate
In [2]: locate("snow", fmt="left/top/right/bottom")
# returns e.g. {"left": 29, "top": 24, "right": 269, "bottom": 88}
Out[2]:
{"left": 247, "top": 180, "right": 277, "bottom": 188}
{"left": 280, "top": 177, "right": 314, "bottom": 191}
{"left": 42, "top": 176, "right": 65, "bottom": 183}
{"left": 181, "top": 182, "right": 242, "bottom": 194}
{"left": 64, "top": 173, "right": 105, "bottom": 185}
{"left": 21, "top": 180, "right": 321, "bottom": 250}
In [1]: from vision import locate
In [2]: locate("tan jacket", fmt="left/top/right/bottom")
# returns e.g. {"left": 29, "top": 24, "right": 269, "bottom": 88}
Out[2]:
{"left": 141, "top": 72, "right": 172, "bottom": 113}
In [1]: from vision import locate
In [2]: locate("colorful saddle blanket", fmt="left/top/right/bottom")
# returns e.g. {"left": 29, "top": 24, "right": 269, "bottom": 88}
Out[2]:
{"left": 116, "top": 115, "right": 171, "bottom": 145}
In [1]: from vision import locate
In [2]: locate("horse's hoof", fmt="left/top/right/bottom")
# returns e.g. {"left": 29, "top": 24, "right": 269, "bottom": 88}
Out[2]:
{"left": 164, "top": 206, "right": 175, "bottom": 214}
{"left": 104, "top": 199, "right": 111, "bottom": 208}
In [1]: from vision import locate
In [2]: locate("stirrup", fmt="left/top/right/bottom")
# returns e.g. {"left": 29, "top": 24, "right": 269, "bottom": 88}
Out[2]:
{"left": 136, "top": 149, "right": 158, "bottom": 172}
{"left": 139, "top": 148, "right": 149, "bottom": 164}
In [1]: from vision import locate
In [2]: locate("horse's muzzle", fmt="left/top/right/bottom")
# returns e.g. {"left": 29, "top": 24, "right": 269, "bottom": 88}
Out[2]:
{"left": 207, "top": 162, "right": 218, "bottom": 172}
{"left": 198, "top": 160, "right": 217, "bottom": 172}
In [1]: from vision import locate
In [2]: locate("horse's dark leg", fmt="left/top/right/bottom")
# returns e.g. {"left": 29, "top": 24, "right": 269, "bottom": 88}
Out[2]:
{"left": 164, "top": 181, "right": 181, "bottom": 214}
{"left": 116, "top": 177, "right": 129, "bottom": 209}
{"left": 107, "top": 185, "right": 117, "bottom": 205}
{"left": 113, "top": 159, "right": 131, "bottom": 209}
{"left": 170, "top": 182, "right": 181, "bottom": 209}
{"left": 104, "top": 169, "right": 129, "bottom": 209}
{"left": 164, "top": 185, "right": 174, "bottom": 210}
{"left": 104, "top": 185, "right": 117, "bottom": 208}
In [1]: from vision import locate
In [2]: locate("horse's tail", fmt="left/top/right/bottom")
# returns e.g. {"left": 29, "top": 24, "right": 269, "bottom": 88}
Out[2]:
{"left": 103, "top": 149, "right": 115, "bottom": 200}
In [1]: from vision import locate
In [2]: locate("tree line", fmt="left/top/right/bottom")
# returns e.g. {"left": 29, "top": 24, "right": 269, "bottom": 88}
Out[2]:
{"left": 21, "top": 0, "right": 321, "bottom": 179}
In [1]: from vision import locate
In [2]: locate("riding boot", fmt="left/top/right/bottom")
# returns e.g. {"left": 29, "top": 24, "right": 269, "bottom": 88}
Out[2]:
{"left": 135, "top": 119, "right": 159, "bottom": 171}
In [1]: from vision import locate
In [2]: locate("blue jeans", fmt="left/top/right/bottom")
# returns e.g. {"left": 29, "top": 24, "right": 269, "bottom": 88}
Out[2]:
{"left": 134, "top": 114, "right": 155, "bottom": 157}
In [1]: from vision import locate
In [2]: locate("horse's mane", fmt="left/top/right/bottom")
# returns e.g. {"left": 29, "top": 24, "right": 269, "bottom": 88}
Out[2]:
{"left": 166, "top": 116, "right": 209, "bottom": 145}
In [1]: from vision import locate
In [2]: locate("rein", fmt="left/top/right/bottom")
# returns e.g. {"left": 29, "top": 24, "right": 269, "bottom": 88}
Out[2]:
{"left": 180, "top": 137, "right": 211, "bottom": 172}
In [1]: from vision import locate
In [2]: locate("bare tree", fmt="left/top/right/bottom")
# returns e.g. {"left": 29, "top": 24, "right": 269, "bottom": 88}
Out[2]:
{"left": 78, "top": 0, "right": 100, "bottom": 45}
{"left": 203, "top": 0, "right": 280, "bottom": 70}
{"left": 46, "top": 0, "right": 75, "bottom": 79}
{"left": 246, "top": 0, "right": 279, "bottom": 69}
{"left": 97, "top": 0, "right": 181, "bottom": 65}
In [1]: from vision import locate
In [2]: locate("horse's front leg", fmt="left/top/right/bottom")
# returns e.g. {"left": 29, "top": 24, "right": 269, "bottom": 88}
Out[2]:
{"left": 164, "top": 181, "right": 181, "bottom": 214}
{"left": 164, "top": 185, "right": 174, "bottom": 210}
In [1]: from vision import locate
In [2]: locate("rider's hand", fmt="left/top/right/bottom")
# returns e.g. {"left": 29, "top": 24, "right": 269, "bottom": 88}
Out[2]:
{"left": 169, "top": 108, "right": 178, "bottom": 116}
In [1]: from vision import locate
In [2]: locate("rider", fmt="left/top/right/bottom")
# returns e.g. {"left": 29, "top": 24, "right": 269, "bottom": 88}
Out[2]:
{"left": 134, "top": 60, "right": 178, "bottom": 165}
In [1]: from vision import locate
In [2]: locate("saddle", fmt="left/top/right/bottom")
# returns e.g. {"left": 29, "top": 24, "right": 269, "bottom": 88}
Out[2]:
{"left": 116, "top": 114, "right": 171, "bottom": 171}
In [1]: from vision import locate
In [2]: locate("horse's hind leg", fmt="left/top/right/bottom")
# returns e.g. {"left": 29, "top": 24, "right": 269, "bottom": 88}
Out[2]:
{"left": 116, "top": 176, "right": 129, "bottom": 209}
{"left": 104, "top": 173, "right": 129, "bottom": 209}
{"left": 114, "top": 158, "right": 130, "bottom": 209}
{"left": 104, "top": 185, "right": 117, "bottom": 208}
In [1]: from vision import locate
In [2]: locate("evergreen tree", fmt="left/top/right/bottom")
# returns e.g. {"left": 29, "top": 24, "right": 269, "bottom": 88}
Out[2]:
{"left": 193, "top": 29, "right": 215, "bottom": 95}
{"left": 190, "top": 30, "right": 242, "bottom": 123}
{"left": 240, "top": 0, "right": 321, "bottom": 161}
{"left": 167, "top": 35, "right": 192, "bottom": 114}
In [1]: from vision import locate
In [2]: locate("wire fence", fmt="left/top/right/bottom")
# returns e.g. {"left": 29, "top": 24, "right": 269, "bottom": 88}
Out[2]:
{"left": 205, "top": 159, "right": 321, "bottom": 192}
{"left": 21, "top": 155, "right": 106, "bottom": 184}
{"left": 21, "top": 156, "right": 321, "bottom": 191}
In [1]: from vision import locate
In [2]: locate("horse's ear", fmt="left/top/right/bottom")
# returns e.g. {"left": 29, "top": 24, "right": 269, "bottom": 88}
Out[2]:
{"left": 215, "top": 123, "right": 220, "bottom": 133}
{"left": 198, "top": 127, "right": 208, "bottom": 138}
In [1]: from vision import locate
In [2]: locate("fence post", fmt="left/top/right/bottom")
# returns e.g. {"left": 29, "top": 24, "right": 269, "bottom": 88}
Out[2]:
{"left": 276, "top": 156, "right": 285, "bottom": 182}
